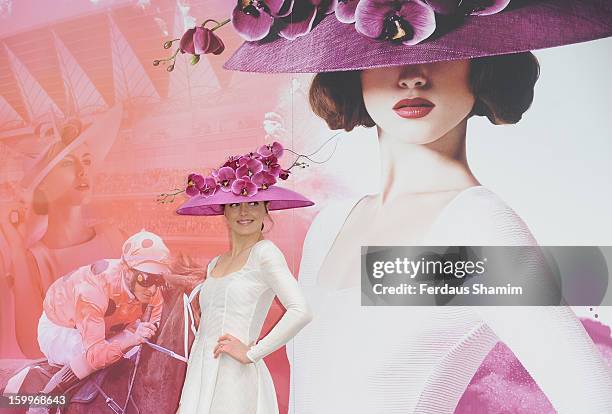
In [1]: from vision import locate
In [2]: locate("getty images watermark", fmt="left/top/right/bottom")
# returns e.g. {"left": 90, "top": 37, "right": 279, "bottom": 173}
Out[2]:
{"left": 361, "top": 246, "right": 612, "bottom": 306}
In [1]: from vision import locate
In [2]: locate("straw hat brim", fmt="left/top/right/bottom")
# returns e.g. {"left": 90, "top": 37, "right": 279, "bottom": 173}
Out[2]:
{"left": 224, "top": 0, "right": 612, "bottom": 73}
{"left": 20, "top": 105, "right": 123, "bottom": 193}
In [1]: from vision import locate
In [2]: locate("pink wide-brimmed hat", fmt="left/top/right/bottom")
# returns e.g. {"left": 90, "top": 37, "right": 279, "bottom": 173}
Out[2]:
{"left": 177, "top": 185, "right": 314, "bottom": 216}
{"left": 221, "top": 0, "right": 612, "bottom": 73}
{"left": 167, "top": 141, "right": 314, "bottom": 216}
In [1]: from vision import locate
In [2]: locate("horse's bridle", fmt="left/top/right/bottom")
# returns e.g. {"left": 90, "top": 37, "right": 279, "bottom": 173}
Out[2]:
{"left": 88, "top": 286, "right": 202, "bottom": 414}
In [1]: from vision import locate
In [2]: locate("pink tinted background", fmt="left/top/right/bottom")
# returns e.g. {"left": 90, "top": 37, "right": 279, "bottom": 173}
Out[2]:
{"left": 0, "top": 1, "right": 329, "bottom": 412}
{"left": 0, "top": 1, "right": 611, "bottom": 414}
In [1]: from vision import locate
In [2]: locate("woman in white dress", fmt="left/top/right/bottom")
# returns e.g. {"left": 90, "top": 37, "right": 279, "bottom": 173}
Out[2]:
{"left": 221, "top": 1, "right": 612, "bottom": 412}
{"left": 173, "top": 142, "right": 314, "bottom": 413}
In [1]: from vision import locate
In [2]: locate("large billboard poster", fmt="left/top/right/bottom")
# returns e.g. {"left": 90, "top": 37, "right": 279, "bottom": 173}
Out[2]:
{"left": 0, "top": 1, "right": 611, "bottom": 413}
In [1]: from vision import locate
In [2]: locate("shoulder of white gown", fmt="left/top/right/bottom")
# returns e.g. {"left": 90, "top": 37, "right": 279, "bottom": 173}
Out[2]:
{"left": 253, "top": 239, "right": 279, "bottom": 254}
{"left": 425, "top": 186, "right": 538, "bottom": 246}
{"left": 252, "top": 239, "right": 286, "bottom": 264}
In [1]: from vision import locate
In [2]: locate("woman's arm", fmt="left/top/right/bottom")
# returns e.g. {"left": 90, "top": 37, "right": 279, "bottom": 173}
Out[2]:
{"left": 246, "top": 241, "right": 313, "bottom": 363}
{"left": 433, "top": 188, "right": 612, "bottom": 412}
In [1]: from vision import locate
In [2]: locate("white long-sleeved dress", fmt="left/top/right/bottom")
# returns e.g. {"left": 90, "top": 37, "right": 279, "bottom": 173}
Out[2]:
{"left": 178, "top": 239, "right": 312, "bottom": 414}
{"left": 289, "top": 186, "right": 612, "bottom": 414}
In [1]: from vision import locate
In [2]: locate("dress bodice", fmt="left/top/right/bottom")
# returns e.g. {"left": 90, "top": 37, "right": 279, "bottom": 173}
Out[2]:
{"left": 289, "top": 187, "right": 612, "bottom": 414}
{"left": 199, "top": 242, "right": 278, "bottom": 355}
{"left": 179, "top": 239, "right": 312, "bottom": 414}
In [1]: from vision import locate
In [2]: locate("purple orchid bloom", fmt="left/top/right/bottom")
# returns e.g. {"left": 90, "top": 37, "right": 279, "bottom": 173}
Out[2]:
{"left": 355, "top": 0, "right": 436, "bottom": 45}
{"left": 232, "top": 0, "right": 294, "bottom": 41}
{"left": 279, "top": 168, "right": 291, "bottom": 180}
{"left": 216, "top": 166, "right": 237, "bottom": 192}
{"left": 268, "top": 163, "right": 282, "bottom": 177}
{"left": 179, "top": 27, "right": 225, "bottom": 56}
{"left": 260, "top": 155, "right": 282, "bottom": 177}
{"left": 237, "top": 157, "right": 264, "bottom": 178}
{"left": 201, "top": 176, "right": 219, "bottom": 197}
{"left": 463, "top": 0, "right": 511, "bottom": 16}
{"left": 186, "top": 173, "right": 205, "bottom": 196}
{"left": 257, "top": 141, "right": 284, "bottom": 158}
{"left": 336, "top": 0, "right": 360, "bottom": 23}
{"left": 252, "top": 171, "right": 277, "bottom": 190}
{"left": 423, "top": 0, "right": 459, "bottom": 14}
{"left": 424, "top": 0, "right": 510, "bottom": 15}
{"left": 279, "top": 0, "right": 337, "bottom": 40}
{"left": 231, "top": 176, "right": 259, "bottom": 196}
{"left": 222, "top": 155, "right": 241, "bottom": 170}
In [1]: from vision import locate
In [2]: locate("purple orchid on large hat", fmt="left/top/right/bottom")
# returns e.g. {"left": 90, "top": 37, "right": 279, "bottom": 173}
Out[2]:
{"left": 154, "top": 0, "right": 612, "bottom": 73}
{"left": 159, "top": 141, "right": 314, "bottom": 216}
{"left": 225, "top": 0, "right": 612, "bottom": 72}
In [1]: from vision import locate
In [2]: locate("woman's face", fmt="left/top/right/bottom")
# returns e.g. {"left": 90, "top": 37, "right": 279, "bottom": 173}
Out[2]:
{"left": 361, "top": 60, "right": 475, "bottom": 144}
{"left": 38, "top": 144, "right": 94, "bottom": 207}
{"left": 224, "top": 201, "right": 268, "bottom": 237}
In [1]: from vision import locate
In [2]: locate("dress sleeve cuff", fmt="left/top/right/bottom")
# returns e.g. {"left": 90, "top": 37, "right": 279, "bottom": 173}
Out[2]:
{"left": 246, "top": 348, "right": 258, "bottom": 363}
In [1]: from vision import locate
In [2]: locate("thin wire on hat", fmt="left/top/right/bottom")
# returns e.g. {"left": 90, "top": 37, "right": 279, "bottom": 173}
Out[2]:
{"left": 155, "top": 131, "right": 343, "bottom": 205}
{"left": 285, "top": 131, "right": 343, "bottom": 170}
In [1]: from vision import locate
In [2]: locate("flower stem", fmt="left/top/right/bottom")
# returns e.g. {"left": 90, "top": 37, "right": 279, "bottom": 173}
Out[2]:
{"left": 156, "top": 188, "right": 185, "bottom": 204}
{"left": 155, "top": 47, "right": 181, "bottom": 64}
{"left": 202, "top": 18, "right": 231, "bottom": 31}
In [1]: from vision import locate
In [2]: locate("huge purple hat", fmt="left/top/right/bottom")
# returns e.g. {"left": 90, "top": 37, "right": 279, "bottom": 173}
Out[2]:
{"left": 172, "top": 141, "right": 314, "bottom": 216}
{"left": 223, "top": 0, "right": 612, "bottom": 73}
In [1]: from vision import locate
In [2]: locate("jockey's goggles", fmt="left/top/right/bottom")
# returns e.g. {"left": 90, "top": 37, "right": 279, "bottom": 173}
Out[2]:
{"left": 134, "top": 271, "right": 166, "bottom": 288}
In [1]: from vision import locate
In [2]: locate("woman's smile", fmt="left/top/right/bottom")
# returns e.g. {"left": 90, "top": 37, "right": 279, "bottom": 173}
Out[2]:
{"left": 237, "top": 219, "right": 255, "bottom": 226}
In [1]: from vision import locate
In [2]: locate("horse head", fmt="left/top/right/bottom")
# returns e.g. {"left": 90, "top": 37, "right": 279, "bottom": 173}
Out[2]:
{"left": 130, "top": 286, "right": 191, "bottom": 413}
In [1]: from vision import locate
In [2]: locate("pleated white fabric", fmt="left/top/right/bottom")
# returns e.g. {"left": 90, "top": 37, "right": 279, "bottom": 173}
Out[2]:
{"left": 178, "top": 239, "right": 312, "bottom": 414}
{"left": 289, "top": 186, "right": 612, "bottom": 414}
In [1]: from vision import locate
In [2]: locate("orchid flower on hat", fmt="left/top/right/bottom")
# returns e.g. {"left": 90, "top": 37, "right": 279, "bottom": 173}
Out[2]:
{"left": 233, "top": 0, "right": 294, "bottom": 41}
{"left": 157, "top": 130, "right": 343, "bottom": 205}
{"left": 158, "top": 140, "right": 303, "bottom": 204}
{"left": 355, "top": 0, "right": 436, "bottom": 45}
{"left": 154, "top": 0, "right": 512, "bottom": 71}
{"left": 153, "top": 19, "right": 229, "bottom": 72}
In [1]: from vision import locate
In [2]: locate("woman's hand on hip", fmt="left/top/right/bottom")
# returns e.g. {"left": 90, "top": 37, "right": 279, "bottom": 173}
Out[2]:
{"left": 213, "top": 333, "right": 252, "bottom": 364}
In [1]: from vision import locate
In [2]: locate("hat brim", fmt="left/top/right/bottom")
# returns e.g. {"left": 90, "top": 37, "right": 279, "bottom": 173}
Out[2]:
{"left": 132, "top": 262, "right": 169, "bottom": 275}
{"left": 224, "top": 0, "right": 612, "bottom": 73}
{"left": 20, "top": 105, "right": 123, "bottom": 192}
{"left": 176, "top": 186, "right": 314, "bottom": 216}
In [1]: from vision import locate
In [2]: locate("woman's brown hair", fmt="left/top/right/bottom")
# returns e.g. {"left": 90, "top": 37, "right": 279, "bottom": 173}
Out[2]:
{"left": 309, "top": 52, "right": 540, "bottom": 130}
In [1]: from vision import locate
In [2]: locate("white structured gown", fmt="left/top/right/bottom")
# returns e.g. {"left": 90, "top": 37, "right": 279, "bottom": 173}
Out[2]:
{"left": 289, "top": 186, "right": 612, "bottom": 414}
{"left": 178, "top": 239, "right": 312, "bottom": 414}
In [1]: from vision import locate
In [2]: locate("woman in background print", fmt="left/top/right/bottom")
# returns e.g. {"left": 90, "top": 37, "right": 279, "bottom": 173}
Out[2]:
{"left": 174, "top": 142, "right": 313, "bottom": 414}
{"left": 223, "top": 0, "right": 612, "bottom": 412}
{"left": 0, "top": 106, "right": 125, "bottom": 357}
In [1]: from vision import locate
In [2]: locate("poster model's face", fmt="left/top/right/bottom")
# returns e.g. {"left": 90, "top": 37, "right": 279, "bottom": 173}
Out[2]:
{"left": 38, "top": 144, "right": 94, "bottom": 207}
{"left": 361, "top": 59, "right": 475, "bottom": 144}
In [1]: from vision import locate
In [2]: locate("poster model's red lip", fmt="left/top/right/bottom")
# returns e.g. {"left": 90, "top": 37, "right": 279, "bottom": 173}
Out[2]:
{"left": 393, "top": 98, "right": 435, "bottom": 119}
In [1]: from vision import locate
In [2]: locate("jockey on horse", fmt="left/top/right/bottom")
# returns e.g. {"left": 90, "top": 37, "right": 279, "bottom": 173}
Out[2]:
{"left": 6, "top": 230, "right": 171, "bottom": 397}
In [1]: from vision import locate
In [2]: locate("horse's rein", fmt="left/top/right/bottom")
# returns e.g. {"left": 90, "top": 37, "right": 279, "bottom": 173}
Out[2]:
{"left": 182, "top": 283, "right": 203, "bottom": 359}
{"left": 95, "top": 287, "right": 202, "bottom": 414}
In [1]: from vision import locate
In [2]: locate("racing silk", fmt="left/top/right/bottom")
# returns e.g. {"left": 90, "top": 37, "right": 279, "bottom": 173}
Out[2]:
{"left": 43, "top": 258, "right": 163, "bottom": 371}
